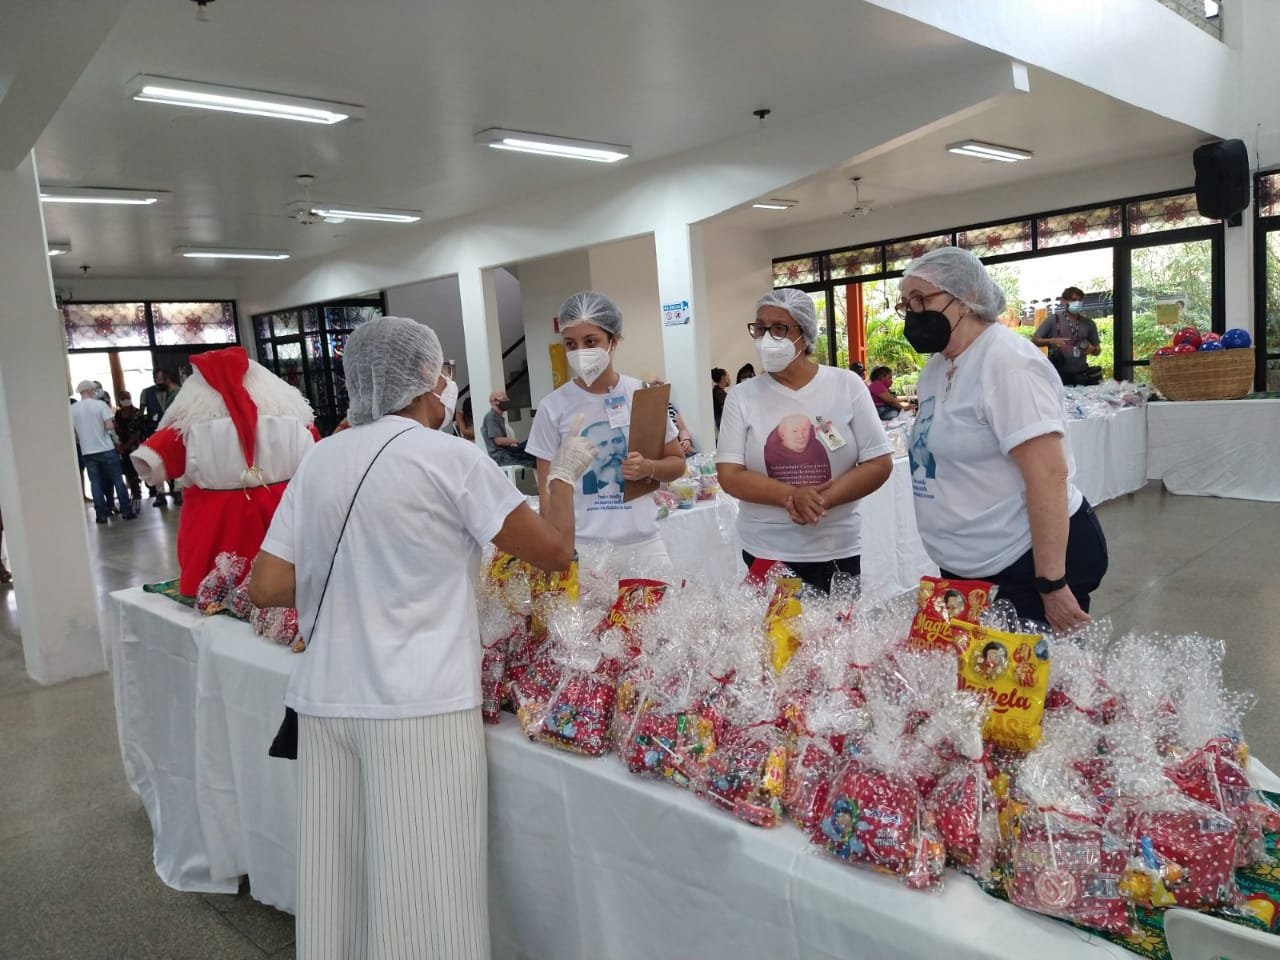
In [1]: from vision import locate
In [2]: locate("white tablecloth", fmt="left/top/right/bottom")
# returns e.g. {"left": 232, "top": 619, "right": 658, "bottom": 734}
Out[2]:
{"left": 1065, "top": 407, "right": 1148, "bottom": 506}
{"left": 1146, "top": 399, "right": 1280, "bottom": 501}
{"left": 112, "top": 587, "right": 1280, "bottom": 957}
{"left": 661, "top": 457, "right": 936, "bottom": 604}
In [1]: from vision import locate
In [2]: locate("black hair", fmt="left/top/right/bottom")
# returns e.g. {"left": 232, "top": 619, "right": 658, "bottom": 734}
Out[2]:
{"left": 849, "top": 362, "right": 866, "bottom": 377}
{"left": 1060, "top": 286, "right": 1085, "bottom": 300}
{"left": 981, "top": 641, "right": 1005, "bottom": 658}
{"left": 711, "top": 367, "right": 726, "bottom": 384}
{"left": 736, "top": 363, "right": 756, "bottom": 383}
{"left": 870, "top": 366, "right": 892, "bottom": 381}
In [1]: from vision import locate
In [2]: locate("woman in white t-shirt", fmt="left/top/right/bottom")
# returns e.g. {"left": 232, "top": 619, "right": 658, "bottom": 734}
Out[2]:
{"left": 716, "top": 288, "right": 894, "bottom": 593}
{"left": 249, "top": 316, "right": 596, "bottom": 960}
{"left": 526, "top": 291, "right": 683, "bottom": 564}
{"left": 898, "top": 247, "right": 1108, "bottom": 633}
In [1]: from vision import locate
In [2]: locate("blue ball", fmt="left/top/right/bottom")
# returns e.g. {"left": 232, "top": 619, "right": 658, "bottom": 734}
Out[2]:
{"left": 1222, "top": 328, "right": 1252, "bottom": 348}
{"left": 1199, "top": 340, "right": 1224, "bottom": 351}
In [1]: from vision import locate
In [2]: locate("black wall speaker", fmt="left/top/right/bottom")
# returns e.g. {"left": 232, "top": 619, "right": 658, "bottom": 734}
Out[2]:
{"left": 1193, "top": 139, "right": 1250, "bottom": 220}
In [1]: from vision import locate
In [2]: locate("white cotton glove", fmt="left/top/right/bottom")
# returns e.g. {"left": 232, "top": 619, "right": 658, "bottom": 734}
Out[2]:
{"left": 547, "top": 434, "right": 596, "bottom": 489}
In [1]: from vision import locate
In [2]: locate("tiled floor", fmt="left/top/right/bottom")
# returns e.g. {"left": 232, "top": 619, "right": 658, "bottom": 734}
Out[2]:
{"left": 0, "top": 482, "right": 1277, "bottom": 958}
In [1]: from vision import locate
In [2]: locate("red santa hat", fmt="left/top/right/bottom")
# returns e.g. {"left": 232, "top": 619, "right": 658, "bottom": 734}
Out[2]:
{"left": 191, "top": 347, "right": 259, "bottom": 469}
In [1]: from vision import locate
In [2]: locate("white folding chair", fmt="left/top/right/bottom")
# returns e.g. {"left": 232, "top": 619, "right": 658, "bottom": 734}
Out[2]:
{"left": 1164, "top": 908, "right": 1280, "bottom": 960}
{"left": 500, "top": 464, "right": 525, "bottom": 486}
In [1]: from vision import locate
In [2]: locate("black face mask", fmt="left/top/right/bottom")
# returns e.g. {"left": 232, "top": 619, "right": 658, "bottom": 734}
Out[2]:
{"left": 497, "top": 399, "right": 512, "bottom": 412}
{"left": 903, "top": 309, "right": 957, "bottom": 354}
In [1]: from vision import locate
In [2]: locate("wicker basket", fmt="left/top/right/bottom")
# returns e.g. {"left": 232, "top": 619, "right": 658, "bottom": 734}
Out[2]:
{"left": 1149, "top": 347, "right": 1254, "bottom": 401}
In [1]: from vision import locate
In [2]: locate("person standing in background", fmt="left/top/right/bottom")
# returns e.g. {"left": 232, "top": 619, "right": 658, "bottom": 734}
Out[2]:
{"left": 71, "top": 380, "right": 136, "bottom": 524}
{"left": 113, "top": 391, "right": 144, "bottom": 513}
{"left": 736, "top": 362, "right": 756, "bottom": 384}
{"left": 0, "top": 510, "right": 11, "bottom": 584}
{"left": 140, "top": 369, "right": 182, "bottom": 506}
{"left": 1032, "top": 286, "right": 1101, "bottom": 386}
{"left": 711, "top": 367, "right": 729, "bottom": 434}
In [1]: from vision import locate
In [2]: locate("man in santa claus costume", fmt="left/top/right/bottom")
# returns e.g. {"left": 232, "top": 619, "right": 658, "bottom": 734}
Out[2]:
{"left": 132, "top": 346, "right": 318, "bottom": 596}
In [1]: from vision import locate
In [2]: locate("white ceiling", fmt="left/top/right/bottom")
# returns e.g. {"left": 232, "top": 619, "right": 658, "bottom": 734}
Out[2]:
{"left": 715, "top": 67, "right": 1210, "bottom": 233}
{"left": 30, "top": 0, "right": 1000, "bottom": 281}
{"left": 24, "top": 3, "right": 1213, "bottom": 283}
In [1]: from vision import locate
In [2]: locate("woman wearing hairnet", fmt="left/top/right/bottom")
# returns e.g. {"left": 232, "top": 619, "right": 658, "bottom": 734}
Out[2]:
{"left": 715, "top": 288, "right": 893, "bottom": 593}
{"left": 525, "top": 291, "right": 685, "bottom": 564}
{"left": 898, "top": 247, "right": 1108, "bottom": 632}
{"left": 249, "top": 316, "right": 595, "bottom": 960}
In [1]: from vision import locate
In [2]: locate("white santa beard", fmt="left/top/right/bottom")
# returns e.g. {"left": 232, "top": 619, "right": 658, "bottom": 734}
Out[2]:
{"left": 160, "top": 360, "right": 314, "bottom": 436}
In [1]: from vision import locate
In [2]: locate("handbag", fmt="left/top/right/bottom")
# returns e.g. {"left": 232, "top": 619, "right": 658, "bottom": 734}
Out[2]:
{"left": 268, "top": 425, "right": 416, "bottom": 759}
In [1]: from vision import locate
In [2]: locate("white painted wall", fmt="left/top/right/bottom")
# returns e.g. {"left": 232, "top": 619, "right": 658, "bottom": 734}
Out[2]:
{"left": 518, "top": 250, "right": 592, "bottom": 407}
{"left": 700, "top": 223, "right": 774, "bottom": 392}
{"left": 587, "top": 235, "right": 665, "bottom": 386}
{"left": 51, "top": 276, "right": 240, "bottom": 302}
{"left": 383, "top": 267, "right": 523, "bottom": 393}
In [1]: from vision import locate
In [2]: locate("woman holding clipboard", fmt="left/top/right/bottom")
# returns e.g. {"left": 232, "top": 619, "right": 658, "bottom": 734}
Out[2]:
{"left": 525, "top": 291, "right": 684, "bottom": 564}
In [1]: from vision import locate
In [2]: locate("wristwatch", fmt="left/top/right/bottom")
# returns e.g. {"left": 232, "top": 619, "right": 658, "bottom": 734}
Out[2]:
{"left": 1033, "top": 574, "right": 1069, "bottom": 594}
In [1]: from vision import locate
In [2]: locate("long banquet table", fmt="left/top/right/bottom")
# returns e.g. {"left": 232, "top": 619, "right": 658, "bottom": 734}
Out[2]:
{"left": 1065, "top": 406, "right": 1148, "bottom": 506}
{"left": 111, "top": 587, "right": 1279, "bottom": 959}
{"left": 1146, "top": 398, "right": 1280, "bottom": 501}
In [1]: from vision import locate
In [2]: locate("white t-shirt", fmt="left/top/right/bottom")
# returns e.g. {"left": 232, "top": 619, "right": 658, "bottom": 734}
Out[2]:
{"left": 908, "top": 323, "right": 1082, "bottom": 577}
{"left": 71, "top": 398, "right": 114, "bottom": 455}
{"left": 260, "top": 415, "right": 525, "bottom": 719}
{"left": 525, "top": 375, "right": 678, "bottom": 544}
{"left": 716, "top": 365, "right": 893, "bottom": 563}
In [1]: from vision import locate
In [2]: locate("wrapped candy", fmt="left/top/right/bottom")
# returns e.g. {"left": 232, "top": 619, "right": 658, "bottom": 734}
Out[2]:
{"left": 954, "top": 621, "right": 1050, "bottom": 752}
{"left": 478, "top": 605, "right": 524, "bottom": 724}
{"left": 763, "top": 572, "right": 804, "bottom": 674}
{"left": 906, "top": 576, "right": 995, "bottom": 651}
{"left": 224, "top": 581, "right": 254, "bottom": 620}
{"left": 196, "top": 552, "right": 247, "bottom": 614}
{"left": 251, "top": 605, "right": 301, "bottom": 650}
{"left": 927, "top": 758, "right": 999, "bottom": 881}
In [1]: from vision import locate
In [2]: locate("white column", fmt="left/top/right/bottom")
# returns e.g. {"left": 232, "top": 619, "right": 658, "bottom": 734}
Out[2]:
{"left": 654, "top": 221, "right": 714, "bottom": 452}
{"left": 457, "top": 266, "right": 503, "bottom": 448}
{"left": 0, "top": 154, "right": 104, "bottom": 682}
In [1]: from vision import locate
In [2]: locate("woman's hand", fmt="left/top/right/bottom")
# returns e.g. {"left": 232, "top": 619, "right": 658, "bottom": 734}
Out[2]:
{"left": 1042, "top": 586, "right": 1091, "bottom": 634}
{"left": 620, "top": 451, "right": 654, "bottom": 482}
{"left": 678, "top": 436, "right": 693, "bottom": 455}
{"left": 786, "top": 483, "right": 829, "bottom": 525}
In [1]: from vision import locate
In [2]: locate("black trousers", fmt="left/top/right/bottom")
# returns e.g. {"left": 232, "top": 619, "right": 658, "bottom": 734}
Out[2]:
{"left": 742, "top": 551, "right": 860, "bottom": 595}
{"left": 941, "top": 499, "right": 1109, "bottom": 627}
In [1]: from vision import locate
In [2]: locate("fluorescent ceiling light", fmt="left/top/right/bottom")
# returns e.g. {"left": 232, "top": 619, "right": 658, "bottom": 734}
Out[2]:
{"left": 175, "top": 246, "right": 290, "bottom": 261}
{"left": 475, "top": 127, "right": 629, "bottom": 163}
{"left": 127, "top": 75, "right": 363, "bottom": 125}
{"left": 752, "top": 199, "right": 798, "bottom": 210}
{"left": 309, "top": 207, "right": 422, "bottom": 223}
{"left": 39, "top": 186, "right": 164, "bottom": 205}
{"left": 946, "top": 140, "right": 1033, "bottom": 162}
{"left": 47, "top": 242, "right": 71, "bottom": 256}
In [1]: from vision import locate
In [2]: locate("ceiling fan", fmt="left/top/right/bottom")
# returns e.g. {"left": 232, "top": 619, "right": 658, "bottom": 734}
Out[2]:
{"left": 842, "top": 176, "right": 875, "bottom": 219}
{"left": 288, "top": 174, "right": 341, "bottom": 226}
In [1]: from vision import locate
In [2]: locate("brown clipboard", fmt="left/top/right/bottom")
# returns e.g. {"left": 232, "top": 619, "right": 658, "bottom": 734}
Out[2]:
{"left": 623, "top": 383, "right": 671, "bottom": 502}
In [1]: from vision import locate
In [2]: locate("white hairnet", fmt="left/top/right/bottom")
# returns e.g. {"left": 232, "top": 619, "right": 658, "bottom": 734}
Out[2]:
{"left": 343, "top": 316, "right": 443, "bottom": 425}
{"left": 756, "top": 288, "right": 818, "bottom": 352}
{"left": 558, "top": 290, "right": 622, "bottom": 338}
{"left": 902, "top": 246, "right": 1007, "bottom": 322}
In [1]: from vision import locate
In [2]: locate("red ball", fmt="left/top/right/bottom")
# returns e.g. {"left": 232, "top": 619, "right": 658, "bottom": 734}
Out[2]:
{"left": 1173, "top": 342, "right": 1198, "bottom": 355}
{"left": 1172, "top": 327, "right": 1203, "bottom": 349}
{"left": 1201, "top": 331, "right": 1222, "bottom": 343}
{"left": 1152, "top": 346, "right": 1177, "bottom": 358}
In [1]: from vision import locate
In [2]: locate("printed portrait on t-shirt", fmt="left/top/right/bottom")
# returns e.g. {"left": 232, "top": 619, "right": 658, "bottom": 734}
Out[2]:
{"left": 580, "top": 419, "right": 627, "bottom": 496}
{"left": 909, "top": 397, "right": 937, "bottom": 482}
{"left": 762, "top": 413, "right": 831, "bottom": 486}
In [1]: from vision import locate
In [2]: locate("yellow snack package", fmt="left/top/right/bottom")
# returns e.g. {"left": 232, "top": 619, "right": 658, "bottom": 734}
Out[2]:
{"left": 529, "top": 558, "right": 579, "bottom": 636}
{"left": 483, "top": 550, "right": 531, "bottom": 612}
{"left": 954, "top": 621, "right": 1049, "bottom": 752}
{"left": 764, "top": 577, "right": 804, "bottom": 674}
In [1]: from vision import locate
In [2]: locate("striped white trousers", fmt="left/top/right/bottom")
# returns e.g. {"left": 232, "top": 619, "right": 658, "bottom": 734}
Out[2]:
{"left": 296, "top": 708, "right": 489, "bottom": 960}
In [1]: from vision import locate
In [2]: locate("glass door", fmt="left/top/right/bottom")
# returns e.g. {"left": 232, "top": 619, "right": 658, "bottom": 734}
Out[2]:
{"left": 1124, "top": 237, "right": 1216, "bottom": 383}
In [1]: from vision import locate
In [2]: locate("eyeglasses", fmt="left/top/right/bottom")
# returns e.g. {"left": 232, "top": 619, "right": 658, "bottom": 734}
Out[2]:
{"left": 893, "top": 291, "right": 954, "bottom": 318}
{"left": 746, "top": 321, "right": 796, "bottom": 340}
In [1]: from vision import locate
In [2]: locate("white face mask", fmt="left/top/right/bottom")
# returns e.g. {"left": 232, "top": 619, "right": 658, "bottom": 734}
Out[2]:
{"left": 755, "top": 334, "right": 800, "bottom": 374}
{"left": 567, "top": 346, "right": 611, "bottom": 386}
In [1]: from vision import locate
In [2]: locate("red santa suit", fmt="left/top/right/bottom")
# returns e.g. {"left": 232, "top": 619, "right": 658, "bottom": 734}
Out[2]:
{"left": 132, "top": 347, "right": 318, "bottom": 596}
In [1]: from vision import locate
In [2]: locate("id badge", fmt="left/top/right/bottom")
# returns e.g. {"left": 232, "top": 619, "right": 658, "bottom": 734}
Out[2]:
{"left": 815, "top": 416, "right": 846, "bottom": 451}
{"left": 605, "top": 394, "right": 630, "bottom": 429}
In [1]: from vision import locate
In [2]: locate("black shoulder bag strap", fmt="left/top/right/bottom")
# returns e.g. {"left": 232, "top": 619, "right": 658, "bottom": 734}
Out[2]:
{"left": 268, "top": 424, "right": 416, "bottom": 759}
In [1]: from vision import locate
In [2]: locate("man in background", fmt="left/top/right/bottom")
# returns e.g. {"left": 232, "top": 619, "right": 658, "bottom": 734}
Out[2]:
{"left": 483, "top": 391, "right": 535, "bottom": 467}
{"left": 71, "top": 380, "right": 136, "bottom": 524}
{"left": 139, "top": 369, "right": 182, "bottom": 506}
{"left": 1032, "top": 286, "right": 1101, "bottom": 386}
{"left": 113, "top": 391, "right": 144, "bottom": 514}
{"left": 711, "top": 367, "right": 729, "bottom": 433}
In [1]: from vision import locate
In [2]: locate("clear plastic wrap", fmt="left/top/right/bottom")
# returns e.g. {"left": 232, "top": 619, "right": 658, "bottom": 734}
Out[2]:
{"left": 224, "top": 581, "right": 254, "bottom": 620}
{"left": 478, "top": 604, "right": 524, "bottom": 724}
{"left": 196, "top": 552, "right": 247, "bottom": 614}
{"left": 251, "top": 605, "right": 302, "bottom": 650}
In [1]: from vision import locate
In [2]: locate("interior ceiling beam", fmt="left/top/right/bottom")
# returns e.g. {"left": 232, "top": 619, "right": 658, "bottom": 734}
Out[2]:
{"left": 0, "top": 0, "right": 129, "bottom": 170}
